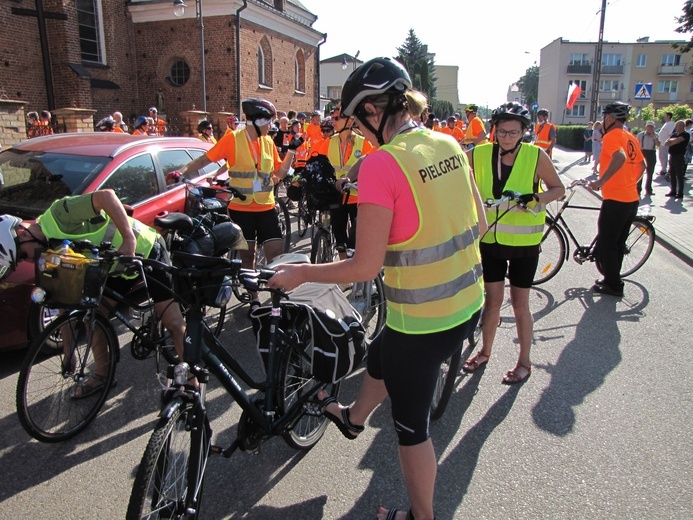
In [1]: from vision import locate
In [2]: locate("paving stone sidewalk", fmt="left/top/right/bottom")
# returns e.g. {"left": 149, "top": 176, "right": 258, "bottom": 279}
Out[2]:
{"left": 551, "top": 146, "right": 693, "bottom": 266}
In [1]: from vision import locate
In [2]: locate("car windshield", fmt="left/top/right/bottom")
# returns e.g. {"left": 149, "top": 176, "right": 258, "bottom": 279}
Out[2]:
{"left": 0, "top": 150, "right": 109, "bottom": 218}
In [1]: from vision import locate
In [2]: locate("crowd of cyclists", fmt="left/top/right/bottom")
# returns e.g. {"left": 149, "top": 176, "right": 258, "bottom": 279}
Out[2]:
{"left": 0, "top": 54, "right": 653, "bottom": 519}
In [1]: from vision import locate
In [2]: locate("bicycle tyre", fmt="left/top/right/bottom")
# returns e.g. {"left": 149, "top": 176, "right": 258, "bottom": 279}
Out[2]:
{"left": 615, "top": 216, "right": 656, "bottom": 277}
{"left": 310, "top": 228, "right": 334, "bottom": 264}
{"left": 533, "top": 219, "right": 567, "bottom": 285}
{"left": 467, "top": 307, "right": 483, "bottom": 347}
{"left": 430, "top": 346, "right": 462, "bottom": 421}
{"left": 344, "top": 272, "right": 386, "bottom": 342}
{"left": 297, "top": 196, "right": 309, "bottom": 238}
{"left": 16, "top": 311, "right": 118, "bottom": 443}
{"left": 277, "top": 317, "right": 339, "bottom": 450}
{"left": 27, "top": 302, "right": 61, "bottom": 354}
{"left": 276, "top": 198, "right": 292, "bottom": 253}
{"left": 127, "top": 401, "right": 208, "bottom": 520}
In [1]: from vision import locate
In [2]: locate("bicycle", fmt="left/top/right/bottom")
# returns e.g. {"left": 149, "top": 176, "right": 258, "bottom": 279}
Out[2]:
{"left": 126, "top": 252, "right": 356, "bottom": 519}
{"left": 15, "top": 244, "right": 180, "bottom": 443}
{"left": 533, "top": 178, "right": 656, "bottom": 285}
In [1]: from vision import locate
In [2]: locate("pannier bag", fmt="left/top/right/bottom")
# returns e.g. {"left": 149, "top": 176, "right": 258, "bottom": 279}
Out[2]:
{"left": 300, "top": 155, "right": 342, "bottom": 211}
{"left": 250, "top": 283, "right": 366, "bottom": 384}
{"left": 36, "top": 248, "right": 112, "bottom": 309}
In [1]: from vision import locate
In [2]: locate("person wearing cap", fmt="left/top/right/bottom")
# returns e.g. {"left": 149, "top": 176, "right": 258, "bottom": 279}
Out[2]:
{"left": 636, "top": 121, "right": 660, "bottom": 196}
{"left": 534, "top": 108, "right": 556, "bottom": 158}
{"left": 440, "top": 115, "right": 465, "bottom": 145}
{"left": 462, "top": 104, "right": 488, "bottom": 148}
{"left": 305, "top": 110, "right": 323, "bottom": 144}
{"left": 297, "top": 112, "right": 308, "bottom": 133}
{"left": 149, "top": 107, "right": 166, "bottom": 136}
{"left": 131, "top": 116, "right": 150, "bottom": 136}
{"left": 197, "top": 120, "right": 216, "bottom": 144}
{"left": 225, "top": 115, "right": 240, "bottom": 135}
{"left": 175, "top": 99, "right": 302, "bottom": 306}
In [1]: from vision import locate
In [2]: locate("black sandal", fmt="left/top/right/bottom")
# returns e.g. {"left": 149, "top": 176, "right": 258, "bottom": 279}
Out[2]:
{"left": 381, "top": 509, "right": 417, "bottom": 520}
{"left": 319, "top": 396, "right": 364, "bottom": 440}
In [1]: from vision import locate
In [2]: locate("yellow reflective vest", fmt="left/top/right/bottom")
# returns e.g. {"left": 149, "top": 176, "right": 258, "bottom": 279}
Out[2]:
{"left": 473, "top": 143, "right": 546, "bottom": 246}
{"left": 227, "top": 130, "right": 276, "bottom": 208}
{"left": 379, "top": 130, "right": 484, "bottom": 334}
{"left": 326, "top": 134, "right": 368, "bottom": 201}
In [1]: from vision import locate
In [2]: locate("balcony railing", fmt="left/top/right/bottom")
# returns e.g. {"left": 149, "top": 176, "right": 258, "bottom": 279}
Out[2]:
{"left": 658, "top": 64, "right": 685, "bottom": 75}
{"left": 567, "top": 64, "right": 592, "bottom": 74}
{"left": 600, "top": 65, "right": 623, "bottom": 75}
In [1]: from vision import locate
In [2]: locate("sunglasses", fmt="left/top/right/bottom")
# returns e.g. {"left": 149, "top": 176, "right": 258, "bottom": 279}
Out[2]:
{"left": 321, "top": 128, "right": 333, "bottom": 133}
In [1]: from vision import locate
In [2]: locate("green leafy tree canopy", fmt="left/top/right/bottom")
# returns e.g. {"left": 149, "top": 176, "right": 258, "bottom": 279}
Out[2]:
{"left": 634, "top": 103, "right": 691, "bottom": 127}
{"left": 517, "top": 65, "right": 539, "bottom": 107}
{"left": 429, "top": 99, "right": 454, "bottom": 120}
{"left": 674, "top": 1, "right": 693, "bottom": 53}
{"left": 396, "top": 29, "right": 437, "bottom": 102}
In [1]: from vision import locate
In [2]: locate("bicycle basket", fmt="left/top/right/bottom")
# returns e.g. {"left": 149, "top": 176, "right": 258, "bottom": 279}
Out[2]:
{"left": 250, "top": 283, "right": 366, "bottom": 384}
{"left": 184, "top": 184, "right": 228, "bottom": 218}
{"left": 301, "top": 156, "right": 341, "bottom": 211}
{"left": 36, "top": 250, "right": 113, "bottom": 309}
{"left": 170, "top": 251, "right": 235, "bottom": 308}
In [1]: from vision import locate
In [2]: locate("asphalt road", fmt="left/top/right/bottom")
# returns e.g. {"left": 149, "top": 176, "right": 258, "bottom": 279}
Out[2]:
{"left": 0, "top": 191, "right": 691, "bottom": 519}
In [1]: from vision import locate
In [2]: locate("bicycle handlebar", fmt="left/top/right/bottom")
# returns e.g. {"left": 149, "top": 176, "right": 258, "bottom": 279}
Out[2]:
{"left": 484, "top": 190, "right": 538, "bottom": 216}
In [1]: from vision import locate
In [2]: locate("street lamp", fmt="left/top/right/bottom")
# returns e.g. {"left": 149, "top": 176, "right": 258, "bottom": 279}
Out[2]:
{"left": 341, "top": 51, "right": 361, "bottom": 70}
{"left": 172, "top": 0, "right": 206, "bottom": 113}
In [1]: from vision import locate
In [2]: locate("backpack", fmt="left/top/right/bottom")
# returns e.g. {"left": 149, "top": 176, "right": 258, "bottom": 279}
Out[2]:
{"left": 250, "top": 283, "right": 366, "bottom": 384}
{"left": 300, "top": 155, "right": 342, "bottom": 211}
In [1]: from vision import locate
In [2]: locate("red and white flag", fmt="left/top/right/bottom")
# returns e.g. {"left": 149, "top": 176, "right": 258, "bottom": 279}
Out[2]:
{"left": 566, "top": 83, "right": 582, "bottom": 110}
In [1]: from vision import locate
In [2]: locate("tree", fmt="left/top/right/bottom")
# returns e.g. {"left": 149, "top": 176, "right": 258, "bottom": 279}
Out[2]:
{"left": 633, "top": 102, "right": 691, "bottom": 128}
{"left": 429, "top": 99, "right": 454, "bottom": 120}
{"left": 396, "top": 29, "right": 437, "bottom": 102}
{"left": 517, "top": 65, "right": 539, "bottom": 107}
{"left": 673, "top": 1, "right": 693, "bottom": 53}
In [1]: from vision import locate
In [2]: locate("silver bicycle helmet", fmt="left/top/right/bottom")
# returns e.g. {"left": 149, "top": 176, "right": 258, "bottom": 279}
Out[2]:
{"left": 0, "top": 214, "right": 23, "bottom": 271}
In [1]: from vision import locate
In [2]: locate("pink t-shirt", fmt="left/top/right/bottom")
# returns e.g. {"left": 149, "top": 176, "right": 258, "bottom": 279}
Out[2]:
{"left": 357, "top": 150, "right": 419, "bottom": 244}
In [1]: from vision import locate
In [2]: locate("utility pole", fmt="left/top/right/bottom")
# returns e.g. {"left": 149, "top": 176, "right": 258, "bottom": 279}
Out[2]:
{"left": 590, "top": 0, "right": 607, "bottom": 121}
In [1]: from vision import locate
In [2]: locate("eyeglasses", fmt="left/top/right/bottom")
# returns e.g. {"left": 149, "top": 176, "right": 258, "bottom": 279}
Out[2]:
{"left": 321, "top": 129, "right": 333, "bottom": 133}
{"left": 496, "top": 129, "right": 522, "bottom": 138}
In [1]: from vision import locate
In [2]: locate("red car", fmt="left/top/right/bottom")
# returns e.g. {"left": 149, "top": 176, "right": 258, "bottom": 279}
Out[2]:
{"left": 0, "top": 133, "right": 221, "bottom": 350}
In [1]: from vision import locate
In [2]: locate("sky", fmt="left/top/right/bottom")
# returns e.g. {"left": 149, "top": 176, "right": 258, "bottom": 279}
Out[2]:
{"left": 298, "top": 0, "right": 688, "bottom": 109}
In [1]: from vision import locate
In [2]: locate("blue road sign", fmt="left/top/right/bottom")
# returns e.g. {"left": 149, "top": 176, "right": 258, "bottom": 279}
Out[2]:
{"left": 634, "top": 83, "right": 652, "bottom": 100}
{"left": 530, "top": 102, "right": 539, "bottom": 111}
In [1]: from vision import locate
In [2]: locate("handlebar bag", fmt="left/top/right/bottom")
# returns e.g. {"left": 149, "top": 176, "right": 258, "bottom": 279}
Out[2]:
{"left": 250, "top": 282, "right": 366, "bottom": 384}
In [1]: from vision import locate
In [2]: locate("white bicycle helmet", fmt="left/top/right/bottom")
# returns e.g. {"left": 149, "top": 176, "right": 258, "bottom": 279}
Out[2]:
{"left": 0, "top": 214, "right": 23, "bottom": 271}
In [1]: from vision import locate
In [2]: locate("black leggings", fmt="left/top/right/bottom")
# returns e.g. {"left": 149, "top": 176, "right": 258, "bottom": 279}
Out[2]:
{"left": 367, "top": 311, "right": 480, "bottom": 446}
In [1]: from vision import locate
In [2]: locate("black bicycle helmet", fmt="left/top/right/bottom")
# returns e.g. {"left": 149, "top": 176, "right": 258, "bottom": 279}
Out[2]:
{"left": 491, "top": 102, "right": 531, "bottom": 129}
{"left": 602, "top": 101, "right": 630, "bottom": 121}
{"left": 95, "top": 116, "right": 115, "bottom": 132}
{"left": 197, "top": 120, "right": 213, "bottom": 133}
{"left": 340, "top": 57, "right": 412, "bottom": 118}
{"left": 241, "top": 98, "right": 277, "bottom": 121}
{"left": 537, "top": 108, "right": 549, "bottom": 117}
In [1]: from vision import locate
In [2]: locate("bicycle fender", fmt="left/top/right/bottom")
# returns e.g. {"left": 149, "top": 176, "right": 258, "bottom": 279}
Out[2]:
{"left": 160, "top": 397, "right": 184, "bottom": 420}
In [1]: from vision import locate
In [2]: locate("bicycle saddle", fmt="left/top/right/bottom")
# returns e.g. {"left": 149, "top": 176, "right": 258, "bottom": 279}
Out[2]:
{"left": 155, "top": 212, "right": 194, "bottom": 235}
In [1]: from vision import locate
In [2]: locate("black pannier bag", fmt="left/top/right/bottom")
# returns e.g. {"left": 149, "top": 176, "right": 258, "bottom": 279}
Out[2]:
{"left": 250, "top": 283, "right": 366, "bottom": 384}
{"left": 300, "top": 155, "right": 342, "bottom": 211}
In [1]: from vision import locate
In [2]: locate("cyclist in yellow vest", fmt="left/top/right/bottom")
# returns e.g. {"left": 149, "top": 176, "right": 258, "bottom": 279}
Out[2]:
{"left": 465, "top": 102, "right": 564, "bottom": 384}
{"left": 268, "top": 57, "right": 485, "bottom": 520}
{"left": 313, "top": 104, "right": 375, "bottom": 260}
{"left": 534, "top": 108, "right": 556, "bottom": 157}
{"left": 176, "top": 98, "right": 301, "bottom": 306}
{"left": 462, "top": 103, "right": 489, "bottom": 148}
{"left": 0, "top": 190, "right": 186, "bottom": 397}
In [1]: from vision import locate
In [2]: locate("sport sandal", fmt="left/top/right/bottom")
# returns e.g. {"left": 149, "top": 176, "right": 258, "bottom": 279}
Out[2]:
{"left": 319, "top": 395, "right": 364, "bottom": 440}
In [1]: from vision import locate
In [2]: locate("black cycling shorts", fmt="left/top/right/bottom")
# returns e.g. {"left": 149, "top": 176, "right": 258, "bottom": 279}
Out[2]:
{"left": 367, "top": 311, "right": 480, "bottom": 446}
{"left": 481, "top": 253, "right": 539, "bottom": 289}
{"left": 227, "top": 207, "right": 282, "bottom": 246}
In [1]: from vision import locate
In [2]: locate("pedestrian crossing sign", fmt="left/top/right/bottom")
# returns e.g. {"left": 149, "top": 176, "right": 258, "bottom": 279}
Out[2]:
{"left": 634, "top": 83, "right": 652, "bottom": 100}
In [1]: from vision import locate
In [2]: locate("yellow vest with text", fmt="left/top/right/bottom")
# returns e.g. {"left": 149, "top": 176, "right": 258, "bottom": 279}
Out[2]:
{"left": 227, "top": 130, "right": 276, "bottom": 208}
{"left": 473, "top": 143, "right": 546, "bottom": 246}
{"left": 327, "top": 134, "right": 367, "bottom": 201}
{"left": 379, "top": 130, "right": 484, "bottom": 334}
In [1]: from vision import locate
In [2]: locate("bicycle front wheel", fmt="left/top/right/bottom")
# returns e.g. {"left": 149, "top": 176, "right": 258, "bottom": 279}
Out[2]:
{"left": 430, "top": 346, "right": 462, "bottom": 421}
{"left": 620, "top": 216, "right": 655, "bottom": 277}
{"left": 344, "top": 273, "right": 386, "bottom": 342}
{"left": 127, "top": 401, "right": 208, "bottom": 520}
{"left": 276, "top": 198, "right": 292, "bottom": 253}
{"left": 310, "top": 228, "right": 335, "bottom": 264}
{"left": 277, "top": 318, "right": 339, "bottom": 450}
{"left": 16, "top": 311, "right": 118, "bottom": 442}
{"left": 533, "top": 219, "right": 567, "bottom": 285}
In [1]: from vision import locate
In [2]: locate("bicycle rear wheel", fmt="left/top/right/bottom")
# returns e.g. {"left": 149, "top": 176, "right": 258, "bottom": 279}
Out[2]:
{"left": 276, "top": 198, "right": 292, "bottom": 253}
{"left": 619, "top": 216, "right": 655, "bottom": 277}
{"left": 297, "top": 196, "right": 310, "bottom": 238}
{"left": 127, "top": 401, "right": 208, "bottom": 520}
{"left": 430, "top": 346, "right": 462, "bottom": 421}
{"left": 277, "top": 318, "right": 339, "bottom": 450}
{"left": 533, "top": 219, "right": 566, "bottom": 285}
{"left": 16, "top": 311, "right": 118, "bottom": 442}
{"left": 344, "top": 272, "right": 386, "bottom": 341}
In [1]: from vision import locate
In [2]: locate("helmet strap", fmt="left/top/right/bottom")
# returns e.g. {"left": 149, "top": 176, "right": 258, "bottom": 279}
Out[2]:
{"left": 497, "top": 136, "right": 523, "bottom": 157}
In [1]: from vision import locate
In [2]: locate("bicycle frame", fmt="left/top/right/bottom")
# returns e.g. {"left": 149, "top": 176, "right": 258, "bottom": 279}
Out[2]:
{"left": 544, "top": 184, "right": 601, "bottom": 258}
